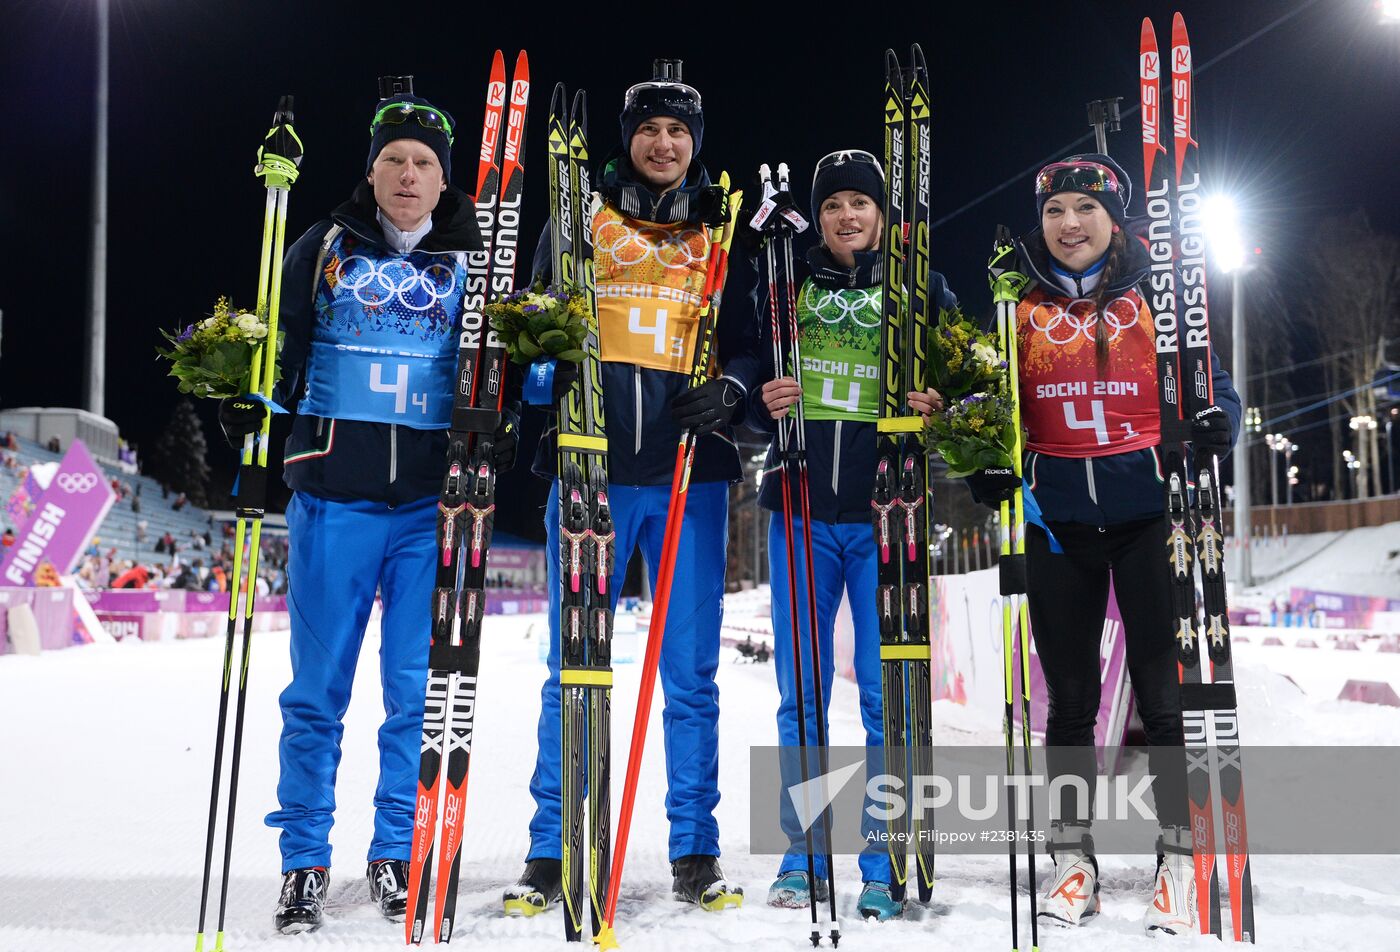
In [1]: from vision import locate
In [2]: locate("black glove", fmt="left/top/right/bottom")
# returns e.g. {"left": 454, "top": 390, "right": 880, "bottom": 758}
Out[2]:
{"left": 1190, "top": 405, "right": 1232, "bottom": 461}
{"left": 670, "top": 377, "right": 745, "bottom": 436}
{"left": 218, "top": 396, "right": 267, "bottom": 448}
{"left": 492, "top": 418, "right": 518, "bottom": 473}
{"left": 695, "top": 183, "right": 732, "bottom": 227}
{"left": 551, "top": 361, "right": 580, "bottom": 404}
{"left": 965, "top": 467, "right": 1021, "bottom": 508}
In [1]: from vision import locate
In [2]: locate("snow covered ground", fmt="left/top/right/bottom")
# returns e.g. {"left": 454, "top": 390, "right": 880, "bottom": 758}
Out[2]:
{"left": 3, "top": 612, "right": 1400, "bottom": 951}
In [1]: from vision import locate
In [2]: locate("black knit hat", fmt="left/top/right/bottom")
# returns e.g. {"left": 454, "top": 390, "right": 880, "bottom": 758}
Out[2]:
{"left": 366, "top": 94, "right": 455, "bottom": 183}
{"left": 1034, "top": 153, "right": 1130, "bottom": 225}
{"left": 810, "top": 150, "right": 885, "bottom": 223}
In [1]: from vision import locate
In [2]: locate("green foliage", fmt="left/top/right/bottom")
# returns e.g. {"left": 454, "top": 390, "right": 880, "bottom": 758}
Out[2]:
{"left": 485, "top": 280, "right": 590, "bottom": 365}
{"left": 156, "top": 296, "right": 281, "bottom": 399}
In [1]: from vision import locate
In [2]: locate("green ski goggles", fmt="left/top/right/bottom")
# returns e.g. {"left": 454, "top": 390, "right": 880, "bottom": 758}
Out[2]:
{"left": 370, "top": 102, "right": 454, "bottom": 146}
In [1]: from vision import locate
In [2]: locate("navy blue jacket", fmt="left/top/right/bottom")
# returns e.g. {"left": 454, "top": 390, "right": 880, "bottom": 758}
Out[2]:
{"left": 1011, "top": 228, "right": 1242, "bottom": 527}
{"left": 274, "top": 182, "right": 518, "bottom": 505}
{"left": 746, "top": 245, "right": 958, "bottom": 524}
{"left": 526, "top": 158, "right": 763, "bottom": 486}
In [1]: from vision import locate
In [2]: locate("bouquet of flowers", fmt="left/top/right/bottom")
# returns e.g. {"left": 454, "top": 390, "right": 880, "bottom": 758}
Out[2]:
{"left": 157, "top": 296, "right": 279, "bottom": 399}
{"left": 485, "top": 281, "right": 590, "bottom": 365}
{"left": 928, "top": 306, "right": 1005, "bottom": 396}
{"left": 923, "top": 307, "right": 1018, "bottom": 478}
{"left": 925, "top": 390, "right": 1017, "bottom": 478}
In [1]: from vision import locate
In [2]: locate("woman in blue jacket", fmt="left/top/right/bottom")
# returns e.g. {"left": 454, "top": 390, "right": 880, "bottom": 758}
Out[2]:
{"left": 749, "top": 150, "right": 956, "bottom": 922}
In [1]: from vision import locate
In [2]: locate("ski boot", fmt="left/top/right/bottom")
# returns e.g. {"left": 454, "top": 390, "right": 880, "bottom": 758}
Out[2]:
{"left": 1038, "top": 823, "right": 1100, "bottom": 927}
{"left": 767, "top": 869, "right": 829, "bottom": 908}
{"left": 367, "top": 859, "right": 408, "bottom": 922}
{"left": 1143, "top": 825, "right": 1199, "bottom": 935}
{"left": 274, "top": 866, "right": 329, "bottom": 935}
{"left": 857, "top": 881, "right": 903, "bottom": 921}
{"left": 672, "top": 855, "right": 744, "bottom": 911}
{"left": 502, "top": 858, "right": 563, "bottom": 917}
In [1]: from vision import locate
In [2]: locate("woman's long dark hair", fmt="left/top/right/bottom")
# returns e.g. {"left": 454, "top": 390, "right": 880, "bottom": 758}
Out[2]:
{"left": 1091, "top": 228, "right": 1129, "bottom": 370}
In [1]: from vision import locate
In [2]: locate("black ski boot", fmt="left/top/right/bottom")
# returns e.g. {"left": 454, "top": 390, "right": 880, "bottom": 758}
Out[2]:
{"left": 502, "top": 858, "right": 563, "bottom": 917}
{"left": 671, "top": 855, "right": 744, "bottom": 911}
{"left": 274, "top": 867, "right": 329, "bottom": 934}
{"left": 367, "top": 859, "right": 408, "bottom": 922}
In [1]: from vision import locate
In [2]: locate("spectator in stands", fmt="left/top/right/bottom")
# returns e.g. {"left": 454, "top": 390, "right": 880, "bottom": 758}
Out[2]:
{"left": 113, "top": 563, "right": 150, "bottom": 589}
{"left": 191, "top": 530, "right": 207, "bottom": 551}
{"left": 161, "top": 531, "right": 177, "bottom": 556}
{"left": 172, "top": 491, "right": 188, "bottom": 511}
{"left": 136, "top": 519, "right": 149, "bottom": 544}
{"left": 3, "top": 431, "right": 16, "bottom": 451}
{"left": 46, "top": 435, "right": 60, "bottom": 453}
{"left": 2, "top": 527, "right": 13, "bottom": 550}
{"left": 34, "top": 560, "right": 60, "bottom": 586}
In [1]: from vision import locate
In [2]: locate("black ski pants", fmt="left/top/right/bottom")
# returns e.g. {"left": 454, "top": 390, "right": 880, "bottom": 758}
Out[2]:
{"left": 1027, "top": 516, "right": 1188, "bottom": 830}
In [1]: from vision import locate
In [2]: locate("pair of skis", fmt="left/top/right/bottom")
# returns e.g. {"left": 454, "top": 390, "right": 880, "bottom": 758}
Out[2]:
{"left": 751, "top": 162, "right": 841, "bottom": 948}
{"left": 546, "top": 84, "right": 616, "bottom": 946}
{"left": 406, "top": 49, "right": 530, "bottom": 946}
{"left": 872, "top": 43, "right": 937, "bottom": 905}
{"left": 193, "top": 97, "right": 301, "bottom": 952}
{"left": 1141, "top": 14, "right": 1254, "bottom": 943}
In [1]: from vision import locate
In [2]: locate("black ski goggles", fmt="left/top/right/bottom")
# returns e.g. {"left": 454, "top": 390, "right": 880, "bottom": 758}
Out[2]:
{"left": 370, "top": 101, "right": 454, "bottom": 146}
{"left": 1035, "top": 161, "right": 1120, "bottom": 198}
{"left": 623, "top": 81, "right": 703, "bottom": 119}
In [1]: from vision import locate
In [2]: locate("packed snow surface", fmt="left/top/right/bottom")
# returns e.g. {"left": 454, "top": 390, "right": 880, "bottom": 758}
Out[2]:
{"left": 2, "top": 610, "right": 1399, "bottom": 951}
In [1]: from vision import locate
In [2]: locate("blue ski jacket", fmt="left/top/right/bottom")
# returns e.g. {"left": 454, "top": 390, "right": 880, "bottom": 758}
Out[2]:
{"left": 273, "top": 181, "right": 519, "bottom": 505}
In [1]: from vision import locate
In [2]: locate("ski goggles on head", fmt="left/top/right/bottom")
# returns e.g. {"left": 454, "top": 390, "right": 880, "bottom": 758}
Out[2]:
{"left": 370, "top": 101, "right": 454, "bottom": 145}
{"left": 622, "top": 81, "right": 703, "bottom": 119}
{"left": 1035, "top": 161, "right": 1120, "bottom": 198}
{"left": 811, "top": 149, "right": 884, "bottom": 188}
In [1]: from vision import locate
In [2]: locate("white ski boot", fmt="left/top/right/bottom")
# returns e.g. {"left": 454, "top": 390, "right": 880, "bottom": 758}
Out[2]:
{"left": 1144, "top": 825, "right": 1199, "bottom": 936}
{"left": 1038, "top": 823, "right": 1100, "bottom": 927}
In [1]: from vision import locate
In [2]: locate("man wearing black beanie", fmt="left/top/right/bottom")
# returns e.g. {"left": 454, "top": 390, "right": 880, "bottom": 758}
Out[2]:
{"left": 507, "top": 60, "right": 760, "bottom": 917}
{"left": 219, "top": 83, "right": 518, "bottom": 935}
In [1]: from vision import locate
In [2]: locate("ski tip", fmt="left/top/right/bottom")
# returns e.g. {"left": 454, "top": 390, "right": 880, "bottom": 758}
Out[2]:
{"left": 884, "top": 48, "right": 900, "bottom": 73}
{"left": 909, "top": 43, "right": 926, "bottom": 71}
{"left": 1141, "top": 17, "right": 1156, "bottom": 41}
{"left": 551, "top": 82, "right": 566, "bottom": 111}
{"left": 594, "top": 924, "right": 620, "bottom": 950}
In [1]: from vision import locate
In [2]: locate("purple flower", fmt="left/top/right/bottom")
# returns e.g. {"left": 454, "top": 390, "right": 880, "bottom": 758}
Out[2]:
{"left": 177, "top": 324, "right": 195, "bottom": 343}
{"left": 523, "top": 304, "right": 539, "bottom": 313}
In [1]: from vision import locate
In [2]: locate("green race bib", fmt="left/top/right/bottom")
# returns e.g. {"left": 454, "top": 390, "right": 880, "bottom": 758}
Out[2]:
{"left": 794, "top": 281, "right": 882, "bottom": 422}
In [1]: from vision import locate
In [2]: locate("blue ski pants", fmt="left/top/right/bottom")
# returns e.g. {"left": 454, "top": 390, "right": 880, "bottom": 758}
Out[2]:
{"left": 265, "top": 492, "right": 436, "bottom": 871}
{"left": 768, "top": 513, "right": 890, "bottom": 884}
{"left": 527, "top": 480, "right": 728, "bottom": 863}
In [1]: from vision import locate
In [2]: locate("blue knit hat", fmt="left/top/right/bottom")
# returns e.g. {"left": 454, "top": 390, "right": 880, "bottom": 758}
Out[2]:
{"left": 366, "top": 94, "right": 455, "bottom": 183}
{"left": 810, "top": 150, "right": 885, "bottom": 223}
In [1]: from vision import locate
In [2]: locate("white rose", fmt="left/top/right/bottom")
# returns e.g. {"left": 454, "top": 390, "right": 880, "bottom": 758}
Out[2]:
{"left": 971, "top": 342, "right": 999, "bottom": 367}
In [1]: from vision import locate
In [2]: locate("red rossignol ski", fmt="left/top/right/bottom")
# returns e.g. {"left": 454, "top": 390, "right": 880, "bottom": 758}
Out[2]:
{"left": 406, "top": 49, "right": 530, "bottom": 946}
{"left": 1141, "top": 15, "right": 1254, "bottom": 942}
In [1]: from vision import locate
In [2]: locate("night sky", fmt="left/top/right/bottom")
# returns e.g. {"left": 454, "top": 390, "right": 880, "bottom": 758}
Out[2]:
{"left": 3, "top": 0, "right": 1398, "bottom": 538}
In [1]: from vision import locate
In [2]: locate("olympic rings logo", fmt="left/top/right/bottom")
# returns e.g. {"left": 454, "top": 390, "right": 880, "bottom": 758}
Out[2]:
{"left": 336, "top": 256, "right": 458, "bottom": 312}
{"left": 56, "top": 472, "right": 99, "bottom": 494}
{"left": 807, "top": 288, "right": 882, "bottom": 328}
{"left": 1028, "top": 295, "right": 1139, "bottom": 345}
{"left": 595, "top": 221, "right": 706, "bottom": 269}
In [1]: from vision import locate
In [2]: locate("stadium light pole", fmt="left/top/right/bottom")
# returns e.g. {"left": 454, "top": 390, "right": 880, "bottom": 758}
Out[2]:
{"left": 1204, "top": 194, "right": 1252, "bottom": 585}
{"left": 86, "top": 0, "right": 109, "bottom": 418}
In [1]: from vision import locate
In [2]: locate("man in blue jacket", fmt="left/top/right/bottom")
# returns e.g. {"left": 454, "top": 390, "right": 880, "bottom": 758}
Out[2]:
{"left": 220, "top": 88, "right": 517, "bottom": 935}
{"left": 503, "top": 64, "right": 760, "bottom": 916}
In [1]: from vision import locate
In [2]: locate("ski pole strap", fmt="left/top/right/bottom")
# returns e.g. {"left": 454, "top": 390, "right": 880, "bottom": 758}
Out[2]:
{"left": 525, "top": 358, "right": 557, "bottom": 406}
{"left": 255, "top": 95, "right": 304, "bottom": 189}
{"left": 244, "top": 391, "right": 290, "bottom": 415}
{"left": 877, "top": 417, "right": 923, "bottom": 434}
